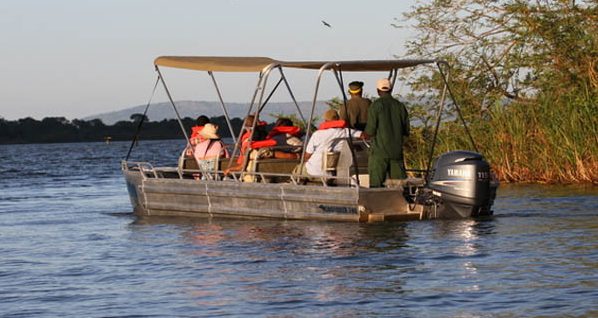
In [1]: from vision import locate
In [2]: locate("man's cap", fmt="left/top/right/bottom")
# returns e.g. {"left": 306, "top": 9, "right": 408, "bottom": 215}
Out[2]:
{"left": 348, "top": 81, "right": 364, "bottom": 94}
{"left": 323, "top": 109, "right": 340, "bottom": 121}
{"left": 377, "top": 78, "right": 391, "bottom": 92}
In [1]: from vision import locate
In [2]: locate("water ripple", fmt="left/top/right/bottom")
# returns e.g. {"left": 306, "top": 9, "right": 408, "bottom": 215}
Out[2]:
{"left": 0, "top": 141, "right": 597, "bottom": 317}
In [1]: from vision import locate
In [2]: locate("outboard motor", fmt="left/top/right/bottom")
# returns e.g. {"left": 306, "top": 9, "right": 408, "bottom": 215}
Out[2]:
{"left": 424, "top": 150, "right": 498, "bottom": 218}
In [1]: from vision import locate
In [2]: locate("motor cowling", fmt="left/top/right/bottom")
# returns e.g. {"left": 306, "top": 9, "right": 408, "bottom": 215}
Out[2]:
{"left": 426, "top": 150, "right": 497, "bottom": 218}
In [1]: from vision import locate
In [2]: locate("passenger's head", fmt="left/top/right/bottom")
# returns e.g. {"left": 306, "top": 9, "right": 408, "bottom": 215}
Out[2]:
{"left": 323, "top": 109, "right": 340, "bottom": 122}
{"left": 348, "top": 81, "right": 364, "bottom": 96}
{"left": 244, "top": 115, "right": 256, "bottom": 128}
{"left": 244, "top": 114, "right": 267, "bottom": 140}
{"left": 196, "top": 115, "right": 210, "bottom": 126}
{"left": 376, "top": 78, "right": 392, "bottom": 95}
{"left": 275, "top": 117, "right": 294, "bottom": 127}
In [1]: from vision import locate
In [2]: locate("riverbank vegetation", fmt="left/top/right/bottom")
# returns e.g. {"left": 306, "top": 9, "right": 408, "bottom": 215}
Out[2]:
{"left": 396, "top": 0, "right": 597, "bottom": 184}
{"left": 0, "top": 115, "right": 243, "bottom": 144}
{"left": 2, "top": 2, "right": 595, "bottom": 185}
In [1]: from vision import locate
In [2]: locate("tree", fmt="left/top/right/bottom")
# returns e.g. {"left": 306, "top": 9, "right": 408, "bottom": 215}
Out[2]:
{"left": 396, "top": 0, "right": 598, "bottom": 183}
{"left": 398, "top": 0, "right": 597, "bottom": 115}
{"left": 130, "top": 113, "right": 149, "bottom": 123}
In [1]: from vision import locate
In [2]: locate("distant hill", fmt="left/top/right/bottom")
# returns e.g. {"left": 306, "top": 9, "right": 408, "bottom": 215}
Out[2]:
{"left": 84, "top": 100, "right": 328, "bottom": 125}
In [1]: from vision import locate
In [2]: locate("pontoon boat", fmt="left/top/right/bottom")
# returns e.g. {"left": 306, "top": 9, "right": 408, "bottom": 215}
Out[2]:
{"left": 122, "top": 56, "right": 498, "bottom": 222}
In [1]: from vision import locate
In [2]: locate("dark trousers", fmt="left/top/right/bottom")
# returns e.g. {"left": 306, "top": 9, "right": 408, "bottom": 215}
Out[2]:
{"left": 368, "top": 155, "right": 406, "bottom": 187}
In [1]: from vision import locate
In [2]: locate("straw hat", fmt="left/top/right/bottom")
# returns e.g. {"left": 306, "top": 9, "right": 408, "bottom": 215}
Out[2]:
{"left": 323, "top": 109, "right": 340, "bottom": 121}
{"left": 199, "top": 123, "right": 220, "bottom": 139}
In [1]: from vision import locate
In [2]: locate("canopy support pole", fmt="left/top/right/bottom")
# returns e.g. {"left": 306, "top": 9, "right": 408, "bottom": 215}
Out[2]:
{"left": 156, "top": 67, "right": 191, "bottom": 143}
{"left": 208, "top": 71, "right": 237, "bottom": 144}
{"left": 278, "top": 68, "right": 308, "bottom": 126}
{"left": 425, "top": 62, "right": 479, "bottom": 178}
{"left": 437, "top": 62, "right": 478, "bottom": 152}
{"left": 332, "top": 66, "right": 360, "bottom": 186}
{"left": 298, "top": 63, "right": 333, "bottom": 172}
{"left": 226, "top": 71, "right": 265, "bottom": 171}
{"left": 124, "top": 74, "right": 160, "bottom": 161}
{"left": 226, "top": 64, "right": 279, "bottom": 175}
{"left": 257, "top": 77, "right": 284, "bottom": 114}
{"left": 239, "top": 64, "right": 278, "bottom": 181}
{"left": 426, "top": 68, "right": 449, "bottom": 178}
{"left": 156, "top": 66, "right": 206, "bottom": 176}
{"left": 155, "top": 66, "right": 194, "bottom": 155}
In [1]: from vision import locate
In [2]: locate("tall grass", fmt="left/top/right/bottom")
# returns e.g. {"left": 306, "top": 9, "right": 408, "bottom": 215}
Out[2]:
{"left": 404, "top": 90, "right": 598, "bottom": 184}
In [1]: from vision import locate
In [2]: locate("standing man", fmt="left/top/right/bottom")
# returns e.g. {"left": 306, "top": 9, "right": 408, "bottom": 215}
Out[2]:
{"left": 362, "top": 78, "right": 410, "bottom": 187}
{"left": 339, "top": 81, "right": 371, "bottom": 131}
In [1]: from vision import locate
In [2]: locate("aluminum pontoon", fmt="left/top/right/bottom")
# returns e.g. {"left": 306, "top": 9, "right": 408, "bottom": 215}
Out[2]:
{"left": 122, "top": 56, "right": 498, "bottom": 222}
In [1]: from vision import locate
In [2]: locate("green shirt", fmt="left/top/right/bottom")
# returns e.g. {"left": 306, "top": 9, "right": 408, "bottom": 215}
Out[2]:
{"left": 364, "top": 94, "right": 410, "bottom": 159}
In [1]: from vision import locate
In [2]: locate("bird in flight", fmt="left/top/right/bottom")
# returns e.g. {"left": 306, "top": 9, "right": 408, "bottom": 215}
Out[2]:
{"left": 321, "top": 20, "right": 332, "bottom": 28}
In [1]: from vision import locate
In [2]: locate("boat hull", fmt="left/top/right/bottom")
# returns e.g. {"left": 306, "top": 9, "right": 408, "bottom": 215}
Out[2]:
{"left": 123, "top": 169, "right": 426, "bottom": 222}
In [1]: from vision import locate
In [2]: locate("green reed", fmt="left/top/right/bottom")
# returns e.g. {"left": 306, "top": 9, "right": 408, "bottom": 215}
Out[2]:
{"left": 404, "top": 91, "right": 598, "bottom": 184}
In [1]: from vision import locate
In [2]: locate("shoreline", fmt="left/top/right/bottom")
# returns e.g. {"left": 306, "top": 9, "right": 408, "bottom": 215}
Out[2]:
{"left": 3, "top": 139, "right": 596, "bottom": 186}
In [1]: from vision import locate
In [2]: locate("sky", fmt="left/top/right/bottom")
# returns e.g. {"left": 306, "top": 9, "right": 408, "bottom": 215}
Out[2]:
{"left": 0, "top": 0, "right": 419, "bottom": 120}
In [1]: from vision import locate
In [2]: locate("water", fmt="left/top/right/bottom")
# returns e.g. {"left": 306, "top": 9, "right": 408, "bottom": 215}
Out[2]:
{"left": 1, "top": 140, "right": 597, "bottom": 317}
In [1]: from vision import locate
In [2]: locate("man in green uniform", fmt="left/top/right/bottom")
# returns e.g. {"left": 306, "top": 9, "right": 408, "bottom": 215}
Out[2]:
{"left": 339, "top": 81, "right": 371, "bottom": 130}
{"left": 362, "top": 78, "right": 410, "bottom": 187}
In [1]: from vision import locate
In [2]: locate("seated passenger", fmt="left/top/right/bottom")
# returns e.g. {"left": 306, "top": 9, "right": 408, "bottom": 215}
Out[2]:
{"left": 240, "top": 114, "right": 268, "bottom": 144}
{"left": 193, "top": 123, "right": 230, "bottom": 161}
{"left": 223, "top": 115, "right": 271, "bottom": 176}
{"left": 268, "top": 118, "right": 303, "bottom": 149}
{"left": 186, "top": 115, "right": 210, "bottom": 156}
{"left": 267, "top": 117, "right": 304, "bottom": 159}
{"left": 299, "top": 109, "right": 361, "bottom": 177}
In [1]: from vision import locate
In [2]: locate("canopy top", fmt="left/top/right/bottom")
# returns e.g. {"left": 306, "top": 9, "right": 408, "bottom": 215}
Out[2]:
{"left": 154, "top": 56, "right": 278, "bottom": 72}
{"left": 154, "top": 56, "right": 439, "bottom": 72}
{"left": 280, "top": 59, "right": 438, "bottom": 71}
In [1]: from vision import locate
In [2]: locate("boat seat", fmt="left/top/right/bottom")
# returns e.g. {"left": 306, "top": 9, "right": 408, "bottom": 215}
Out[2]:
{"left": 333, "top": 138, "right": 370, "bottom": 186}
{"left": 252, "top": 158, "right": 301, "bottom": 183}
{"left": 178, "top": 151, "right": 226, "bottom": 179}
{"left": 281, "top": 139, "right": 368, "bottom": 187}
{"left": 254, "top": 158, "right": 299, "bottom": 174}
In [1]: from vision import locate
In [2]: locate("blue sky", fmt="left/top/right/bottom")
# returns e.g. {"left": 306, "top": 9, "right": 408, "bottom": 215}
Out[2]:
{"left": 0, "top": 0, "right": 417, "bottom": 120}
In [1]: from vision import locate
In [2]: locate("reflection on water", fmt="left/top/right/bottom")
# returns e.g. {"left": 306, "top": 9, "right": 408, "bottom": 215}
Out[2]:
{"left": 0, "top": 141, "right": 597, "bottom": 317}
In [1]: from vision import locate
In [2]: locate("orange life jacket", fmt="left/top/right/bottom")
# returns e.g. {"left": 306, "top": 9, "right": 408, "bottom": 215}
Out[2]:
{"left": 318, "top": 120, "right": 347, "bottom": 130}
{"left": 190, "top": 125, "right": 204, "bottom": 139}
{"left": 266, "top": 126, "right": 301, "bottom": 140}
{"left": 236, "top": 121, "right": 273, "bottom": 164}
{"left": 240, "top": 120, "right": 269, "bottom": 142}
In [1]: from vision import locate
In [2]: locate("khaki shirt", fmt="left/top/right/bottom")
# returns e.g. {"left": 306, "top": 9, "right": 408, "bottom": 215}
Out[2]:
{"left": 339, "top": 96, "right": 371, "bottom": 130}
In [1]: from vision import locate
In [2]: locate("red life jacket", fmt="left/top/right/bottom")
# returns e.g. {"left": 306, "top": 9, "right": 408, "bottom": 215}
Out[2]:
{"left": 250, "top": 139, "right": 277, "bottom": 149}
{"left": 190, "top": 125, "right": 204, "bottom": 139}
{"left": 235, "top": 140, "right": 276, "bottom": 164}
{"left": 240, "top": 120, "right": 269, "bottom": 142}
{"left": 266, "top": 126, "right": 301, "bottom": 139}
{"left": 236, "top": 121, "right": 273, "bottom": 164}
{"left": 318, "top": 120, "right": 347, "bottom": 130}
{"left": 241, "top": 130, "right": 251, "bottom": 143}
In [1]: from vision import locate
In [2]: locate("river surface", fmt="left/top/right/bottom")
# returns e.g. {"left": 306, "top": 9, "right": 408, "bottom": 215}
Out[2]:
{"left": 1, "top": 140, "right": 597, "bottom": 317}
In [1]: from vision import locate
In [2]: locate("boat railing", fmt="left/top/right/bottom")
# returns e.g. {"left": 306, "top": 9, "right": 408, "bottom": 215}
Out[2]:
{"left": 228, "top": 170, "right": 359, "bottom": 187}
{"left": 122, "top": 160, "right": 159, "bottom": 179}
{"left": 123, "top": 159, "right": 359, "bottom": 187}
